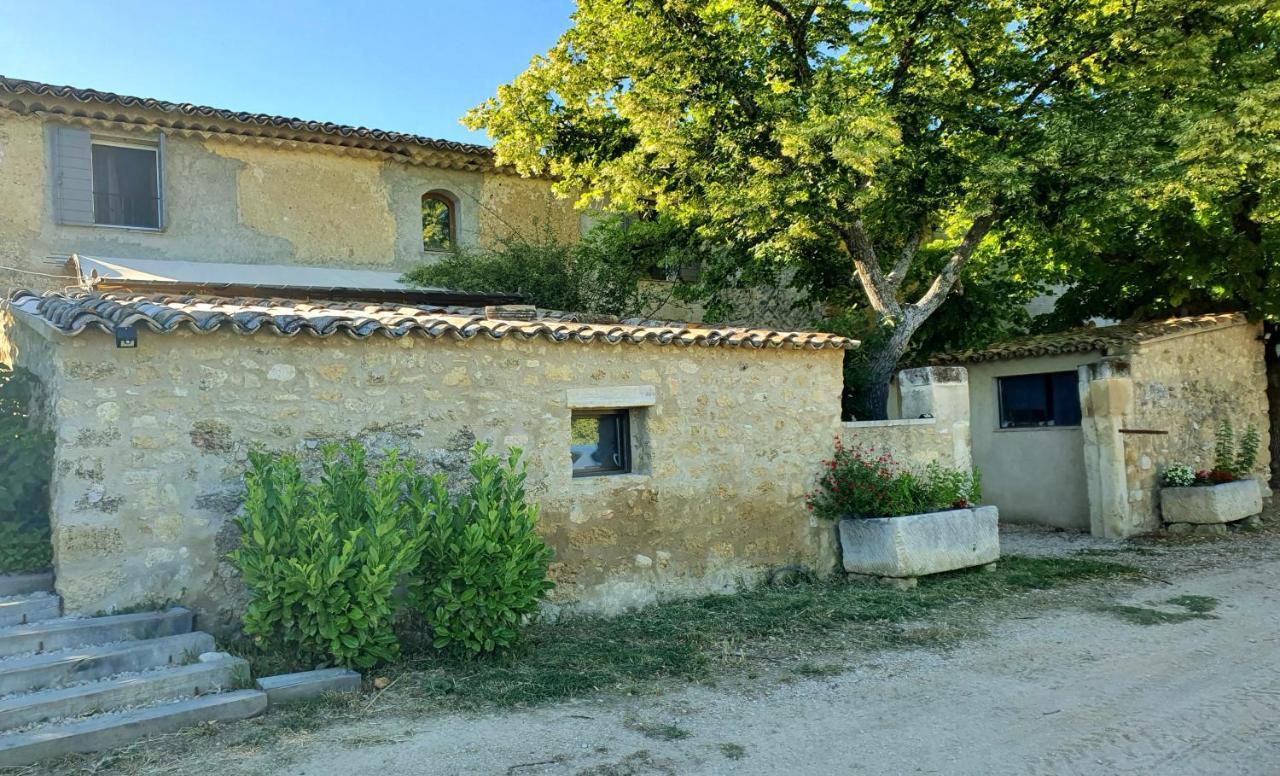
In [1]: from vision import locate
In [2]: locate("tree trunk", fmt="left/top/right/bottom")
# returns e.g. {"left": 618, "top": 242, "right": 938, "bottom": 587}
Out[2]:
{"left": 849, "top": 324, "right": 915, "bottom": 421}
{"left": 1266, "top": 322, "right": 1280, "bottom": 488}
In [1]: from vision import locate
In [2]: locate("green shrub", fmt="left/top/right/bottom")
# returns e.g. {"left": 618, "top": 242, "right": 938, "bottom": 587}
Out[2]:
{"left": 1234, "top": 426, "right": 1260, "bottom": 479}
{"left": 410, "top": 443, "right": 554, "bottom": 657}
{"left": 228, "top": 443, "right": 439, "bottom": 669}
{"left": 0, "top": 367, "right": 52, "bottom": 575}
{"left": 806, "top": 440, "right": 981, "bottom": 520}
{"left": 0, "top": 520, "right": 52, "bottom": 574}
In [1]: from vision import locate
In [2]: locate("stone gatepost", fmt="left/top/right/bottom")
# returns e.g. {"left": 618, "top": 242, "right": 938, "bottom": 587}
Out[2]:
{"left": 897, "top": 366, "right": 973, "bottom": 472}
{"left": 1079, "top": 359, "right": 1137, "bottom": 538}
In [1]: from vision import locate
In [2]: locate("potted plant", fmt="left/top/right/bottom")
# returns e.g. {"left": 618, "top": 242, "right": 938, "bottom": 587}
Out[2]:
{"left": 1160, "top": 421, "right": 1263, "bottom": 527}
{"left": 807, "top": 440, "right": 998, "bottom": 584}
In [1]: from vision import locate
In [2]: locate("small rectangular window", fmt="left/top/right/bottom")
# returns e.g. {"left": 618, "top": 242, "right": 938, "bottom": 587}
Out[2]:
{"left": 571, "top": 409, "right": 631, "bottom": 477}
{"left": 91, "top": 142, "right": 160, "bottom": 229}
{"left": 998, "top": 371, "right": 1081, "bottom": 428}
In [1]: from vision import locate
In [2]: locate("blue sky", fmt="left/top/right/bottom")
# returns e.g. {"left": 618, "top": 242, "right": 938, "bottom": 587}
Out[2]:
{"left": 0, "top": 0, "right": 576, "bottom": 146}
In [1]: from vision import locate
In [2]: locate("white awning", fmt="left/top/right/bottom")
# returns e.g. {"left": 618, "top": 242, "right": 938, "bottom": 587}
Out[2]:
{"left": 70, "top": 255, "right": 417, "bottom": 294}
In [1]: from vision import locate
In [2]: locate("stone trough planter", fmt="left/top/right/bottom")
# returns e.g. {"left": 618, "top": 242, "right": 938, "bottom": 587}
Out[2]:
{"left": 1161, "top": 478, "right": 1263, "bottom": 527}
{"left": 838, "top": 506, "right": 1000, "bottom": 586}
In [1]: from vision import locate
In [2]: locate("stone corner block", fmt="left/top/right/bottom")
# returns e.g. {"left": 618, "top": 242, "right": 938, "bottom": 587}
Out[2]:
{"left": 256, "top": 668, "right": 362, "bottom": 705}
{"left": 838, "top": 506, "right": 1000, "bottom": 578}
{"left": 1161, "top": 478, "right": 1263, "bottom": 525}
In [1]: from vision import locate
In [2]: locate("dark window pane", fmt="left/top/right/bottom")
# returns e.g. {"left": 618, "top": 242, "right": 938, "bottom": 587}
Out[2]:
{"left": 1050, "top": 372, "right": 1082, "bottom": 426}
{"left": 571, "top": 411, "right": 630, "bottom": 476}
{"left": 91, "top": 144, "right": 159, "bottom": 228}
{"left": 998, "top": 371, "right": 1080, "bottom": 428}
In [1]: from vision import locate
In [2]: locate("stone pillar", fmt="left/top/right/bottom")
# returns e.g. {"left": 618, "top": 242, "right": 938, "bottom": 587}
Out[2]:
{"left": 897, "top": 366, "right": 972, "bottom": 471}
{"left": 1079, "top": 360, "right": 1136, "bottom": 538}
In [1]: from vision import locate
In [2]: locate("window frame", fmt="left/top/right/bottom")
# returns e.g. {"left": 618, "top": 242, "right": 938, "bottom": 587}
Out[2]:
{"left": 995, "top": 370, "right": 1082, "bottom": 430}
{"left": 570, "top": 408, "right": 633, "bottom": 478}
{"left": 421, "top": 190, "right": 458, "bottom": 253}
{"left": 88, "top": 138, "right": 163, "bottom": 231}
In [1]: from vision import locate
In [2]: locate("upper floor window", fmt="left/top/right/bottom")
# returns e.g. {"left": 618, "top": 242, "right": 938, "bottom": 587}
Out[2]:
{"left": 91, "top": 142, "right": 160, "bottom": 229}
{"left": 422, "top": 191, "right": 456, "bottom": 252}
{"left": 997, "top": 371, "right": 1081, "bottom": 429}
{"left": 51, "top": 125, "right": 164, "bottom": 230}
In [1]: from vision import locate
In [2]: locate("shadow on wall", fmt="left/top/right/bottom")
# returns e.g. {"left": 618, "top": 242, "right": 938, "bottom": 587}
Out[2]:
{"left": 0, "top": 367, "right": 53, "bottom": 574}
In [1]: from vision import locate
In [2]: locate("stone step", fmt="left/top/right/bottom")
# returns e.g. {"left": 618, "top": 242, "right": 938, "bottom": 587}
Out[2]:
{"left": 0, "top": 572, "right": 54, "bottom": 598}
{"left": 0, "top": 689, "right": 269, "bottom": 768}
{"left": 0, "top": 654, "right": 249, "bottom": 732}
{"left": 0, "top": 631, "right": 215, "bottom": 696}
{"left": 0, "top": 593, "right": 61, "bottom": 628}
{"left": 0, "top": 607, "right": 193, "bottom": 659}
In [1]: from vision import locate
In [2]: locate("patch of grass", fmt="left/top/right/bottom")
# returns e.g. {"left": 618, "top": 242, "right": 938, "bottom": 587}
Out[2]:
{"left": 719, "top": 742, "right": 747, "bottom": 760}
{"left": 1073, "top": 547, "right": 1160, "bottom": 557}
{"left": 1167, "top": 594, "right": 1218, "bottom": 613}
{"left": 398, "top": 555, "right": 1134, "bottom": 710}
{"left": 1103, "top": 594, "right": 1219, "bottom": 625}
{"left": 626, "top": 719, "right": 691, "bottom": 741}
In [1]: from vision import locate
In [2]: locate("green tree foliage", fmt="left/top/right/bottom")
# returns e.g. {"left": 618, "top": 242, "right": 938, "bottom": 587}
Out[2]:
{"left": 403, "top": 216, "right": 705, "bottom": 319}
{"left": 0, "top": 367, "right": 52, "bottom": 574}
{"left": 409, "top": 443, "right": 554, "bottom": 657}
{"left": 1026, "top": 2, "right": 1277, "bottom": 326}
{"left": 465, "top": 0, "right": 1251, "bottom": 416}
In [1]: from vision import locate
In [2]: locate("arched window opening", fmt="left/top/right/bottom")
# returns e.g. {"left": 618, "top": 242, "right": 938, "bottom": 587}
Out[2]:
{"left": 422, "top": 191, "right": 456, "bottom": 252}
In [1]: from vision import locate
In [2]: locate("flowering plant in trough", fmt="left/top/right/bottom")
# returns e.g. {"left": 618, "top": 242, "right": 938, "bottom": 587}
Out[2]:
{"left": 806, "top": 438, "right": 981, "bottom": 521}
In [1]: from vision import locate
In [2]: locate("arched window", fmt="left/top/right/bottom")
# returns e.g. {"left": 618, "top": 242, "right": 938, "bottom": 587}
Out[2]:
{"left": 422, "top": 191, "right": 456, "bottom": 252}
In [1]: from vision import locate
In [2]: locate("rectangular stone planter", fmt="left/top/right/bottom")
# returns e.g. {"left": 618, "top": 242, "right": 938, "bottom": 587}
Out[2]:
{"left": 1160, "top": 478, "right": 1263, "bottom": 525}
{"left": 838, "top": 506, "right": 1000, "bottom": 579}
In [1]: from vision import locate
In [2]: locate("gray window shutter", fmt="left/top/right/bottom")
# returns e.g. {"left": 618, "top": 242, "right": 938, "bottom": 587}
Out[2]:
{"left": 51, "top": 125, "right": 94, "bottom": 225}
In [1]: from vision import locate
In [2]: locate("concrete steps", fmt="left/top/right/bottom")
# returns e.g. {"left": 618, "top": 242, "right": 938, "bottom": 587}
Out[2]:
{"left": 0, "top": 607, "right": 194, "bottom": 658}
{"left": 0, "top": 592, "right": 61, "bottom": 628}
{"left": 0, "top": 653, "right": 249, "bottom": 731}
{"left": 0, "top": 690, "right": 268, "bottom": 767}
{"left": 0, "top": 572, "right": 55, "bottom": 598}
{"left": 0, "top": 595, "right": 270, "bottom": 768}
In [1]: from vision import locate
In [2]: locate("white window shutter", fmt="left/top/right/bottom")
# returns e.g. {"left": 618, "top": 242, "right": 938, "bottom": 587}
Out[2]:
{"left": 51, "top": 126, "right": 94, "bottom": 225}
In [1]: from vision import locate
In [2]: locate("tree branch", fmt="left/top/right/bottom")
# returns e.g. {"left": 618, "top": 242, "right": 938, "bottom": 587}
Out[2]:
{"left": 907, "top": 212, "right": 997, "bottom": 323}
{"left": 840, "top": 219, "right": 902, "bottom": 319}
{"left": 886, "top": 215, "right": 929, "bottom": 290}
{"left": 761, "top": 0, "right": 816, "bottom": 83}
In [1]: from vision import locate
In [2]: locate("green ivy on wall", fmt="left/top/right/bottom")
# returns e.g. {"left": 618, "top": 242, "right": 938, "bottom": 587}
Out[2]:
{"left": 0, "top": 367, "right": 53, "bottom": 575}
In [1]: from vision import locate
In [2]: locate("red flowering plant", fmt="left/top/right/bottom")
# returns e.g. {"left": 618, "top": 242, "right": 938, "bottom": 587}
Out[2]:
{"left": 806, "top": 438, "right": 982, "bottom": 520}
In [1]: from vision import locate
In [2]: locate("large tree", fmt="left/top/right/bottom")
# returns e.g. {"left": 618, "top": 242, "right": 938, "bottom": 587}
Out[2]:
{"left": 467, "top": 0, "right": 1247, "bottom": 417}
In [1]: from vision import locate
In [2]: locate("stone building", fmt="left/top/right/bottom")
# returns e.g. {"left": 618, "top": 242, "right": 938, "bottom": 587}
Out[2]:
{"left": 0, "top": 75, "right": 585, "bottom": 293}
{"left": 932, "top": 314, "right": 1270, "bottom": 538}
{"left": 1, "top": 289, "right": 865, "bottom": 627}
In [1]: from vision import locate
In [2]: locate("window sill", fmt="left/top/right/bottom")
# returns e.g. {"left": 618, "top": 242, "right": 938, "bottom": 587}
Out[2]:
{"left": 993, "top": 425, "right": 1082, "bottom": 433}
{"left": 61, "top": 222, "right": 165, "bottom": 234}
{"left": 571, "top": 472, "right": 651, "bottom": 487}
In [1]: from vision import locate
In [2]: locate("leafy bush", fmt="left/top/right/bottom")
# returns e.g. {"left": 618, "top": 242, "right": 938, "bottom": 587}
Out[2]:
{"left": 1160, "top": 463, "right": 1196, "bottom": 487}
{"left": 409, "top": 443, "right": 554, "bottom": 657}
{"left": 806, "top": 440, "right": 981, "bottom": 520}
{"left": 228, "top": 443, "right": 438, "bottom": 669}
{"left": 1166, "top": 421, "right": 1261, "bottom": 487}
{"left": 401, "top": 217, "right": 689, "bottom": 319}
{"left": 0, "top": 367, "right": 52, "bottom": 574}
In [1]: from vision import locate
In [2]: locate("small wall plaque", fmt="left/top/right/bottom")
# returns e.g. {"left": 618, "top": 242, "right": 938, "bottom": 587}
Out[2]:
{"left": 114, "top": 325, "right": 138, "bottom": 349}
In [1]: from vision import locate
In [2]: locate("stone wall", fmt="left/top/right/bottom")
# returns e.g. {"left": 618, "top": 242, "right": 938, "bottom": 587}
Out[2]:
{"left": 0, "top": 109, "right": 584, "bottom": 291}
{"left": 1122, "top": 322, "right": 1270, "bottom": 531}
{"left": 3, "top": 313, "right": 845, "bottom": 629}
{"left": 837, "top": 367, "right": 973, "bottom": 472}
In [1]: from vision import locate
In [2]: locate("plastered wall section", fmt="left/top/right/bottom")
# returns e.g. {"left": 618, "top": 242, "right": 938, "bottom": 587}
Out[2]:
{"left": 0, "top": 111, "right": 583, "bottom": 290}
{"left": 1122, "top": 322, "right": 1270, "bottom": 530}
{"left": 5, "top": 316, "right": 844, "bottom": 628}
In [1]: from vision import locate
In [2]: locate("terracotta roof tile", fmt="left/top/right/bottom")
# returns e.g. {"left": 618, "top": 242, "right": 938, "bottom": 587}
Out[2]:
{"left": 930, "top": 313, "right": 1247, "bottom": 364}
{"left": 0, "top": 75, "right": 492, "bottom": 162}
{"left": 4, "top": 290, "right": 857, "bottom": 352}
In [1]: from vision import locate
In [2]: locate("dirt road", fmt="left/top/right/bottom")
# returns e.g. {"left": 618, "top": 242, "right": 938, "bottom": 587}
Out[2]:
{"left": 267, "top": 551, "right": 1280, "bottom": 775}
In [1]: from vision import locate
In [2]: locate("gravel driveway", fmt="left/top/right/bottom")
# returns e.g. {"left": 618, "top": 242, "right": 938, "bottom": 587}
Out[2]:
{"left": 236, "top": 525, "right": 1278, "bottom": 776}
